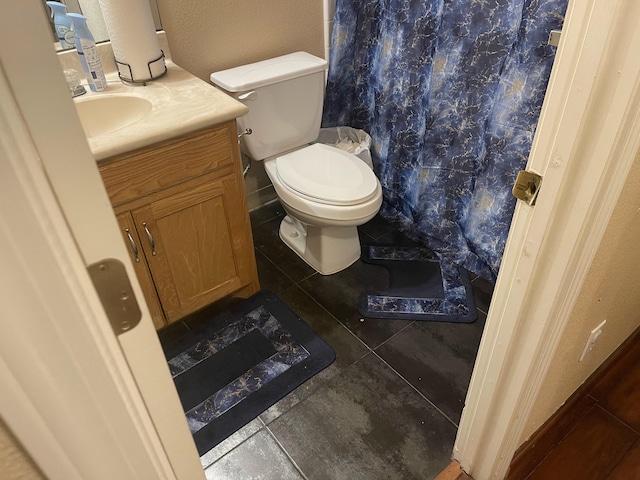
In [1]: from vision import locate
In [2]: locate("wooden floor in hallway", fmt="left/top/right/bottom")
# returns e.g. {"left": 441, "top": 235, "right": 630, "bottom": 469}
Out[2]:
{"left": 439, "top": 328, "right": 640, "bottom": 480}
{"left": 507, "top": 327, "right": 640, "bottom": 480}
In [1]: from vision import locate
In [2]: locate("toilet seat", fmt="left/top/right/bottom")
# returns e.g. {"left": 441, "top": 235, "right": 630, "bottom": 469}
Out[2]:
{"left": 275, "top": 143, "right": 379, "bottom": 206}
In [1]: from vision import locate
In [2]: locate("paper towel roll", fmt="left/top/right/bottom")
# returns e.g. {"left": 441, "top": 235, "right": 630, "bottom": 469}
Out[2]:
{"left": 78, "top": 0, "right": 109, "bottom": 42}
{"left": 98, "top": 0, "right": 166, "bottom": 82}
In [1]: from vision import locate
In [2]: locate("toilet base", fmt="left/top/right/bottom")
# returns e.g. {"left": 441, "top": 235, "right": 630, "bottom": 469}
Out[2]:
{"left": 278, "top": 215, "right": 361, "bottom": 275}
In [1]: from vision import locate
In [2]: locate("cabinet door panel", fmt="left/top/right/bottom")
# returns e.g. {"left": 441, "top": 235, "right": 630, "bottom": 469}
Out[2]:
{"left": 116, "top": 212, "right": 166, "bottom": 329}
{"left": 133, "top": 176, "right": 243, "bottom": 322}
{"left": 155, "top": 193, "right": 238, "bottom": 299}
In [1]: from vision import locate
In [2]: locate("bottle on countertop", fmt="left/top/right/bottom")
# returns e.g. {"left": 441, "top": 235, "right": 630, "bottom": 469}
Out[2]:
{"left": 46, "top": 1, "right": 74, "bottom": 49}
{"left": 67, "top": 13, "right": 107, "bottom": 92}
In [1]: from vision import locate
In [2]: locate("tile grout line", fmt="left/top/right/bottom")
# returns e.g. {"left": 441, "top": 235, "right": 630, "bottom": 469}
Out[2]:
{"left": 265, "top": 424, "right": 311, "bottom": 480}
{"left": 294, "top": 281, "right": 374, "bottom": 353}
{"left": 248, "top": 204, "right": 283, "bottom": 228}
{"left": 201, "top": 423, "right": 267, "bottom": 472}
{"left": 258, "top": 349, "right": 378, "bottom": 433}
{"left": 289, "top": 259, "right": 460, "bottom": 427}
{"left": 371, "top": 320, "right": 416, "bottom": 350}
{"left": 372, "top": 349, "right": 461, "bottom": 429}
{"left": 255, "top": 246, "right": 319, "bottom": 291}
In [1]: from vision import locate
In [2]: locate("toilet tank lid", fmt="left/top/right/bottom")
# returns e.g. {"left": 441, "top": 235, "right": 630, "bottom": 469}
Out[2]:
{"left": 210, "top": 52, "right": 327, "bottom": 92}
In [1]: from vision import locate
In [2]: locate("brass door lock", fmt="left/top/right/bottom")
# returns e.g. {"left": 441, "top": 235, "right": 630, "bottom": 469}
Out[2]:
{"left": 512, "top": 170, "right": 542, "bottom": 205}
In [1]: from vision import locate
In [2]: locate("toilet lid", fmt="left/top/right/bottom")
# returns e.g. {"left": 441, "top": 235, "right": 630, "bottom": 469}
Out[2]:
{"left": 276, "top": 144, "right": 379, "bottom": 206}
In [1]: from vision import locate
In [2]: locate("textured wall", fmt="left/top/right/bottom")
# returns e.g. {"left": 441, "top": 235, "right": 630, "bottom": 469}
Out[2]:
{"left": 156, "top": 0, "right": 324, "bottom": 82}
{"left": 0, "top": 419, "right": 44, "bottom": 480}
{"left": 520, "top": 148, "right": 640, "bottom": 443}
{"left": 155, "top": 0, "right": 324, "bottom": 209}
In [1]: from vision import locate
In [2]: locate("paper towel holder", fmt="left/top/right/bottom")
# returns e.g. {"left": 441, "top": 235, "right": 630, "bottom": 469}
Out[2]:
{"left": 115, "top": 50, "right": 167, "bottom": 86}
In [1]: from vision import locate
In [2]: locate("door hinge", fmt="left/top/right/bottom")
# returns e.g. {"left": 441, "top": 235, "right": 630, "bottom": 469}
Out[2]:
{"left": 512, "top": 170, "right": 543, "bottom": 206}
{"left": 87, "top": 259, "right": 142, "bottom": 336}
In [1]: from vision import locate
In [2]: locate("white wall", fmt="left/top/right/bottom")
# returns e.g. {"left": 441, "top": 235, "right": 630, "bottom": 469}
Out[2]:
{"left": 156, "top": 0, "right": 324, "bottom": 81}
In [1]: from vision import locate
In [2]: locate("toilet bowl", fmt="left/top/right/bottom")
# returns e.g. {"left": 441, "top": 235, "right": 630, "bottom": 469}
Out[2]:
{"left": 209, "top": 52, "right": 383, "bottom": 274}
{"left": 264, "top": 143, "right": 382, "bottom": 275}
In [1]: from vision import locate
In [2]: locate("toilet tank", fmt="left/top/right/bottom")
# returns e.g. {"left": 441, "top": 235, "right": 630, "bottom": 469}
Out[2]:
{"left": 210, "top": 52, "right": 328, "bottom": 160}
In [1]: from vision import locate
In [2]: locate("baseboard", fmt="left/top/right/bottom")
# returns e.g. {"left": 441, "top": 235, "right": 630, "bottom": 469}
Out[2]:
{"left": 507, "top": 324, "right": 640, "bottom": 479}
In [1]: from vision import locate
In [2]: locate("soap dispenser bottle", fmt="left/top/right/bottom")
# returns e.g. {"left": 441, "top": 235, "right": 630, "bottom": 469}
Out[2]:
{"left": 46, "top": 1, "right": 74, "bottom": 49}
{"left": 67, "top": 13, "right": 108, "bottom": 92}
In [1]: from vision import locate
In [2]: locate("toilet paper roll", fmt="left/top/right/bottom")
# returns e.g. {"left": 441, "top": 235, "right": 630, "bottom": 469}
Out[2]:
{"left": 98, "top": 0, "right": 166, "bottom": 81}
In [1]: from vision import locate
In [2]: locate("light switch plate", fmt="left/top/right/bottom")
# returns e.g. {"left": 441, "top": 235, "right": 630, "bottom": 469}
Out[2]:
{"left": 579, "top": 319, "right": 607, "bottom": 362}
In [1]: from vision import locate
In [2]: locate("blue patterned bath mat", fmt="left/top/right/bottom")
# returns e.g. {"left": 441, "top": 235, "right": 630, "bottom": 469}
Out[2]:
{"left": 358, "top": 245, "right": 477, "bottom": 323}
{"left": 162, "top": 290, "right": 335, "bottom": 456}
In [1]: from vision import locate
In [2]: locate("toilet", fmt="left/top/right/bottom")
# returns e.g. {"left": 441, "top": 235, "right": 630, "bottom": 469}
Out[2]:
{"left": 210, "top": 52, "right": 382, "bottom": 275}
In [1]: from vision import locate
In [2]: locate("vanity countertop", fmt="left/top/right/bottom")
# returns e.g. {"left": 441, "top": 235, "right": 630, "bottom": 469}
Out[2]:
{"left": 79, "top": 61, "right": 248, "bottom": 161}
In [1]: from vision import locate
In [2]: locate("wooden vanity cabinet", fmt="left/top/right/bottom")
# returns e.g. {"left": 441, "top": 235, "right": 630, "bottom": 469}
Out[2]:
{"left": 99, "top": 121, "right": 260, "bottom": 329}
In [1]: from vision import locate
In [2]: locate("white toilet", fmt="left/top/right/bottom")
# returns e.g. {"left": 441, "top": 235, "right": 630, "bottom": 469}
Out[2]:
{"left": 210, "top": 52, "right": 382, "bottom": 275}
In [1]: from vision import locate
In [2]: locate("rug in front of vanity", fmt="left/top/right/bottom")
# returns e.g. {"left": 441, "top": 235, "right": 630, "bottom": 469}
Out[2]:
{"left": 163, "top": 290, "right": 335, "bottom": 456}
{"left": 358, "top": 245, "right": 477, "bottom": 323}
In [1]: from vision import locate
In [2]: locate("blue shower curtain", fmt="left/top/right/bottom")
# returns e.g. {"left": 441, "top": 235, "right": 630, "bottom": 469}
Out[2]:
{"left": 323, "top": 0, "right": 568, "bottom": 282}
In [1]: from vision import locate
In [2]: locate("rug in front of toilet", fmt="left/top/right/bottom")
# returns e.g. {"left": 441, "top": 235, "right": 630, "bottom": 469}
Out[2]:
{"left": 163, "top": 290, "right": 335, "bottom": 456}
{"left": 358, "top": 245, "right": 477, "bottom": 323}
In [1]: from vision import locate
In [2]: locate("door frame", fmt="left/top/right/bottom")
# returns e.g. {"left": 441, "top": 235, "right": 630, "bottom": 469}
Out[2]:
{"left": 455, "top": 0, "right": 640, "bottom": 478}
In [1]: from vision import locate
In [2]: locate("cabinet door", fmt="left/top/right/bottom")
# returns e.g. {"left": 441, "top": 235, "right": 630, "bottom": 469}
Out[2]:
{"left": 132, "top": 173, "right": 255, "bottom": 323}
{"left": 115, "top": 212, "right": 167, "bottom": 329}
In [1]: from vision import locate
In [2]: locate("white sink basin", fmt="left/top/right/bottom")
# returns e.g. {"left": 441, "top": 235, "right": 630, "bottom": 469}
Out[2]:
{"left": 75, "top": 63, "right": 249, "bottom": 161}
{"left": 74, "top": 94, "right": 153, "bottom": 138}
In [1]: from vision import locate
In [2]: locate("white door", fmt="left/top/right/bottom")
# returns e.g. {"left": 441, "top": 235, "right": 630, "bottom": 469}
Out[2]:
{"left": 455, "top": 0, "right": 640, "bottom": 478}
{"left": 0, "top": 3, "right": 204, "bottom": 479}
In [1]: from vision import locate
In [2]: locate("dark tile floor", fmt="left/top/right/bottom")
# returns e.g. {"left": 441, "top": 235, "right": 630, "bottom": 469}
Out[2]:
{"left": 158, "top": 201, "right": 494, "bottom": 480}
